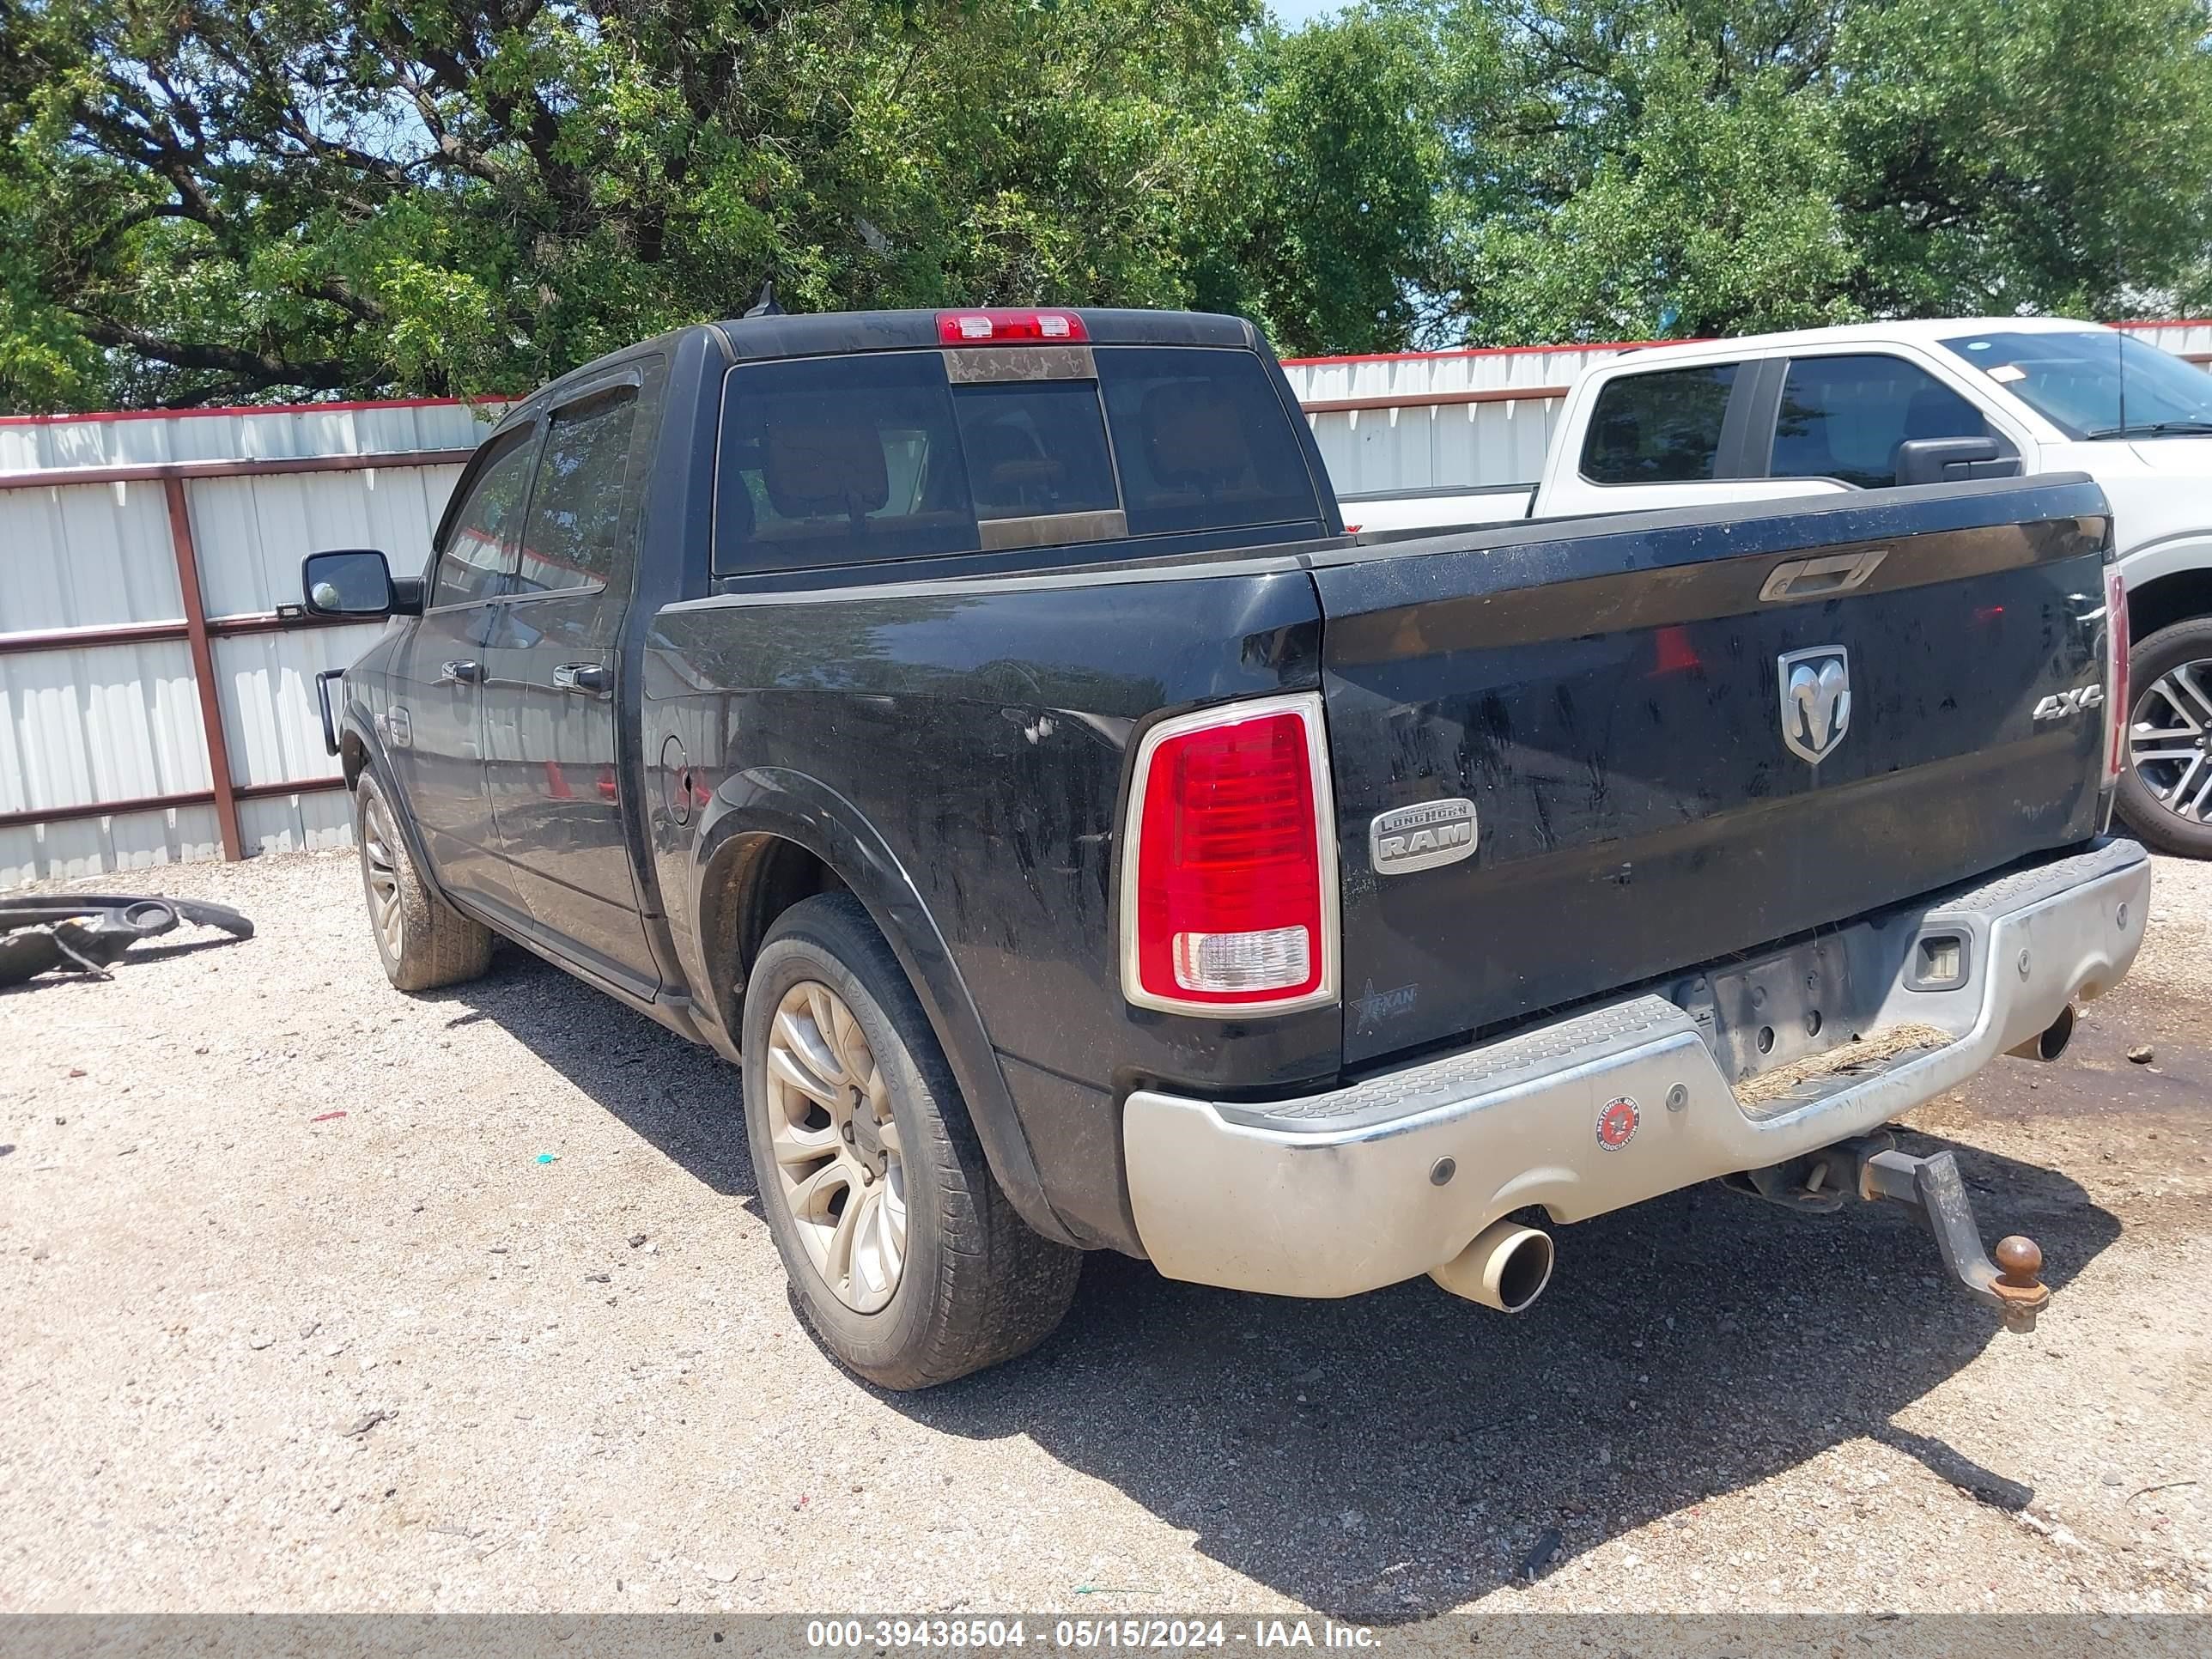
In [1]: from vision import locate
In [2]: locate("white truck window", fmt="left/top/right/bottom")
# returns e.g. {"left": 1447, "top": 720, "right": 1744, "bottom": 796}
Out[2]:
{"left": 1942, "top": 329, "right": 2212, "bottom": 440}
{"left": 1770, "top": 355, "right": 1987, "bottom": 490}
{"left": 1579, "top": 364, "right": 1738, "bottom": 483}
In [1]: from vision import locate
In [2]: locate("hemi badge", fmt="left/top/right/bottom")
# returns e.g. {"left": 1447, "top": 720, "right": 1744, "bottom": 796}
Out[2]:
{"left": 1370, "top": 798, "right": 1479, "bottom": 875}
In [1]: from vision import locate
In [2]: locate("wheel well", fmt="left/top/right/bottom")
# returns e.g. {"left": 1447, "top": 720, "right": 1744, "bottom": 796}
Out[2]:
{"left": 340, "top": 730, "right": 368, "bottom": 788}
{"left": 696, "top": 834, "right": 850, "bottom": 1033}
{"left": 2127, "top": 567, "right": 2212, "bottom": 645}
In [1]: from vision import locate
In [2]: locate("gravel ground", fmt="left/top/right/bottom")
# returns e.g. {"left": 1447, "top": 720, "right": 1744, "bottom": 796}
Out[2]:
{"left": 2, "top": 847, "right": 2209, "bottom": 1620}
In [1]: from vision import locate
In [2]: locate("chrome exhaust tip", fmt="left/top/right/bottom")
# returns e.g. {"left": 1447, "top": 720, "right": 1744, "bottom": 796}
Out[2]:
{"left": 2008, "top": 1003, "right": 2075, "bottom": 1063}
{"left": 1430, "top": 1218, "right": 1554, "bottom": 1314}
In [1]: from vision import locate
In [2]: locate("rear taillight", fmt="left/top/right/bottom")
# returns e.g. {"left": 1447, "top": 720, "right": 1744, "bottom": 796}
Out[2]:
{"left": 1121, "top": 694, "right": 1338, "bottom": 1014}
{"left": 2105, "top": 565, "right": 2130, "bottom": 786}
{"left": 936, "top": 309, "right": 1089, "bottom": 345}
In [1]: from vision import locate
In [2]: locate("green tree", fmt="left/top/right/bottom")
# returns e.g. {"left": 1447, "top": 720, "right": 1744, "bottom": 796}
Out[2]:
{"left": 0, "top": 0, "right": 1269, "bottom": 409}
{"left": 1416, "top": 0, "right": 2212, "bottom": 344}
{"left": 1195, "top": 9, "right": 1443, "bottom": 356}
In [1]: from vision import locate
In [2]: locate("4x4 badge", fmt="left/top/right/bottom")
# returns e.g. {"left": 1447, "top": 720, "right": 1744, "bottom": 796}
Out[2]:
{"left": 1778, "top": 646, "right": 1851, "bottom": 765}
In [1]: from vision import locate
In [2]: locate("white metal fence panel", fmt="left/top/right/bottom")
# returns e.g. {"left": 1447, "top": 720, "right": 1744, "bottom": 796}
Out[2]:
{"left": 236, "top": 788, "right": 358, "bottom": 861}
{"left": 212, "top": 623, "right": 389, "bottom": 790}
{"left": 0, "top": 400, "right": 480, "bottom": 889}
{"left": 0, "top": 637, "right": 213, "bottom": 887}
{"left": 2134, "top": 321, "right": 2212, "bottom": 361}
{"left": 0, "top": 478, "right": 181, "bottom": 635}
{"left": 1283, "top": 343, "right": 1630, "bottom": 495}
{"left": 0, "top": 398, "right": 489, "bottom": 473}
{"left": 189, "top": 465, "right": 465, "bottom": 618}
{"left": 1, "top": 805, "right": 223, "bottom": 890}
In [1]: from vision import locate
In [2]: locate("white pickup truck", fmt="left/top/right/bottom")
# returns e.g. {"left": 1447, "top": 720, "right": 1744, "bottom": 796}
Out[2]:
{"left": 1346, "top": 318, "right": 2212, "bottom": 857}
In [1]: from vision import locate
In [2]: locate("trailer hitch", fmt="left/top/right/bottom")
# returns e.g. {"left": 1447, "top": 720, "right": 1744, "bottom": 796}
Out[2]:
{"left": 1844, "top": 1136, "right": 2050, "bottom": 1332}
{"left": 1727, "top": 1132, "right": 2051, "bottom": 1332}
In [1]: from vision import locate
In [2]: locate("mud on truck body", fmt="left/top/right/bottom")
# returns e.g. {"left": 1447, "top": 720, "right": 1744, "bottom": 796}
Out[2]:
{"left": 302, "top": 307, "right": 2146, "bottom": 1387}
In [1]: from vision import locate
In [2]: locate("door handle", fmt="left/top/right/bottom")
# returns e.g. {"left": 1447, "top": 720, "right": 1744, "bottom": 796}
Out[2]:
{"left": 553, "top": 662, "right": 612, "bottom": 696}
{"left": 441, "top": 659, "right": 483, "bottom": 684}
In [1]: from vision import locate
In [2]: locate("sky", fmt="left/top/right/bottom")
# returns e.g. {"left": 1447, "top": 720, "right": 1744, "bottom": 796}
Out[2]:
{"left": 1269, "top": 0, "right": 1346, "bottom": 26}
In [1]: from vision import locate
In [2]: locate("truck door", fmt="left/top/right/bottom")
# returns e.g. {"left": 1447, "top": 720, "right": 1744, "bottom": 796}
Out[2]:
{"left": 385, "top": 422, "right": 540, "bottom": 927}
{"left": 483, "top": 378, "right": 659, "bottom": 994}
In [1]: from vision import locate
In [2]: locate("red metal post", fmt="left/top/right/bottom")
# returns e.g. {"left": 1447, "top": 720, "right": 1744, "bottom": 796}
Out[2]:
{"left": 162, "top": 476, "right": 245, "bottom": 861}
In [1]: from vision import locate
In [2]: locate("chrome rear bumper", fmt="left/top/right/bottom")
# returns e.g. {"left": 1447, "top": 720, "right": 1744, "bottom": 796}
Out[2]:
{"left": 1122, "top": 839, "right": 2150, "bottom": 1297}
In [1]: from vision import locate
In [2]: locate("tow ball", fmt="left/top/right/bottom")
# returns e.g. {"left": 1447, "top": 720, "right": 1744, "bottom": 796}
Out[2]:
{"left": 1727, "top": 1132, "right": 2051, "bottom": 1333}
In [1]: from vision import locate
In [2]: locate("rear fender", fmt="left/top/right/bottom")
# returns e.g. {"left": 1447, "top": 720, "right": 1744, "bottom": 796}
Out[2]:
{"left": 692, "top": 768, "right": 1079, "bottom": 1249}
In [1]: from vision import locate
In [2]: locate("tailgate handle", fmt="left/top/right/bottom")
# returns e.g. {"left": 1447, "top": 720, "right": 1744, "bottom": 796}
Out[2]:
{"left": 1760, "top": 550, "right": 1887, "bottom": 604}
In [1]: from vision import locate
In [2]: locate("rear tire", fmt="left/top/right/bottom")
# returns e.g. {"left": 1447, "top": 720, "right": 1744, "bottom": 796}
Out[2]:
{"left": 354, "top": 769, "right": 495, "bottom": 991}
{"left": 741, "top": 893, "right": 1081, "bottom": 1389}
{"left": 2116, "top": 617, "right": 2212, "bottom": 860}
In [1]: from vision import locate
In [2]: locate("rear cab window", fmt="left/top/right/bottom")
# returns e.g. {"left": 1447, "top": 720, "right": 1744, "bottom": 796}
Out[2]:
{"left": 713, "top": 344, "right": 1324, "bottom": 574}
{"left": 1580, "top": 364, "right": 1740, "bottom": 484}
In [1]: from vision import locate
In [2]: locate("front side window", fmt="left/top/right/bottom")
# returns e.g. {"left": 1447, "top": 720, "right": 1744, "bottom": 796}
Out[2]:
{"left": 1580, "top": 364, "right": 1739, "bottom": 484}
{"left": 430, "top": 428, "right": 537, "bottom": 608}
{"left": 1769, "top": 354, "right": 1988, "bottom": 490}
{"left": 1941, "top": 329, "right": 2212, "bottom": 441}
{"left": 514, "top": 388, "right": 641, "bottom": 595}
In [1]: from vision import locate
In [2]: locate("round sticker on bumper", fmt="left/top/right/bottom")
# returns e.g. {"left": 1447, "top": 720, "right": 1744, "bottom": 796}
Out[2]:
{"left": 1596, "top": 1095, "right": 1639, "bottom": 1151}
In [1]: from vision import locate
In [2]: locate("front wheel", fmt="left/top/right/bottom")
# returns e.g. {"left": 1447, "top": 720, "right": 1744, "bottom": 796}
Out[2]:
{"left": 2118, "top": 617, "right": 2212, "bottom": 859}
{"left": 354, "top": 769, "right": 495, "bottom": 991}
{"left": 740, "top": 893, "right": 1081, "bottom": 1389}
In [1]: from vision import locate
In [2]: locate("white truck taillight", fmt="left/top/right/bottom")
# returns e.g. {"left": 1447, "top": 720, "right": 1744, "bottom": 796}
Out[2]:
{"left": 1120, "top": 693, "right": 1339, "bottom": 1014}
{"left": 2105, "top": 564, "right": 2130, "bottom": 786}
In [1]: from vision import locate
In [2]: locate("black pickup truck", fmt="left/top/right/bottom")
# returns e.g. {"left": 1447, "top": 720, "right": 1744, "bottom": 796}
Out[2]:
{"left": 304, "top": 306, "right": 2148, "bottom": 1388}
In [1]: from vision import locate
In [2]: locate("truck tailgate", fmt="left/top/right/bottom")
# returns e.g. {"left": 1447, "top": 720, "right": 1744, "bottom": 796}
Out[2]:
{"left": 1312, "top": 477, "right": 2114, "bottom": 1065}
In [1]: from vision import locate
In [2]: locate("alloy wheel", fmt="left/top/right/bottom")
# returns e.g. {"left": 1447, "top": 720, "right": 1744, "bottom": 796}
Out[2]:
{"left": 763, "top": 979, "right": 908, "bottom": 1314}
{"left": 361, "top": 793, "right": 406, "bottom": 959}
{"left": 2130, "top": 659, "right": 2212, "bottom": 824}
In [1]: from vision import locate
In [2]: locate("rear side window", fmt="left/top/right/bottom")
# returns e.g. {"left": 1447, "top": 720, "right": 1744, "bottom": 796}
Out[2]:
{"left": 1770, "top": 355, "right": 1988, "bottom": 489}
{"left": 515, "top": 387, "right": 641, "bottom": 594}
{"left": 1097, "top": 348, "right": 1322, "bottom": 536}
{"left": 430, "top": 428, "right": 537, "bottom": 608}
{"left": 1581, "top": 364, "right": 1739, "bottom": 484}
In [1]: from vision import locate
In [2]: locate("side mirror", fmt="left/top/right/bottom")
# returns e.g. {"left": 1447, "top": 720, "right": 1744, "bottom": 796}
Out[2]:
{"left": 301, "top": 549, "right": 408, "bottom": 618}
{"left": 1894, "top": 436, "right": 2021, "bottom": 488}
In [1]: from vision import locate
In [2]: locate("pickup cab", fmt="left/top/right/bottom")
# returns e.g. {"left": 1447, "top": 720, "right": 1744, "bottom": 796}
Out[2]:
{"left": 1346, "top": 318, "right": 2212, "bottom": 858}
{"left": 302, "top": 307, "right": 2148, "bottom": 1388}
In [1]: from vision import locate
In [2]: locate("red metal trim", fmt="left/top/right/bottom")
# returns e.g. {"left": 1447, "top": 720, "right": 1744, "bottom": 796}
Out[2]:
{"left": 0, "top": 618, "right": 191, "bottom": 653}
{"left": 1282, "top": 337, "right": 1707, "bottom": 368}
{"left": 0, "top": 775, "right": 346, "bottom": 834}
{"left": 0, "top": 395, "right": 498, "bottom": 428}
{"left": 0, "top": 446, "right": 475, "bottom": 493}
{"left": 1300, "top": 385, "right": 1570, "bottom": 415}
{"left": 163, "top": 477, "right": 244, "bottom": 862}
{"left": 0, "top": 610, "right": 362, "bottom": 658}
